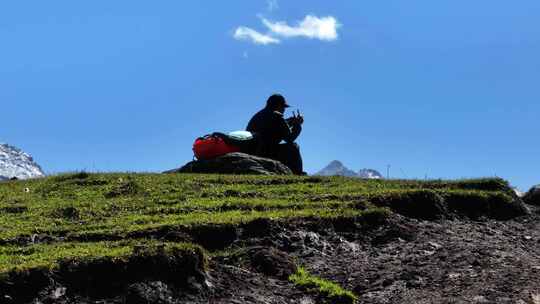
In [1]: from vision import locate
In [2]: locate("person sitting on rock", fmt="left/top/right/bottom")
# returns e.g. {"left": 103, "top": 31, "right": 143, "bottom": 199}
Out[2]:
{"left": 246, "top": 94, "right": 305, "bottom": 175}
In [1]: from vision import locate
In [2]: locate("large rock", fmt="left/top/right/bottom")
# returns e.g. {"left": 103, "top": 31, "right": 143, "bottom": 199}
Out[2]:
{"left": 523, "top": 185, "right": 540, "bottom": 205}
{"left": 165, "top": 153, "right": 292, "bottom": 175}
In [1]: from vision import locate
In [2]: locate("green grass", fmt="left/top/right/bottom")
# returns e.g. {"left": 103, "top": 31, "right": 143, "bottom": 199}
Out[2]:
{"left": 289, "top": 267, "right": 357, "bottom": 304}
{"left": 0, "top": 240, "right": 206, "bottom": 279}
{"left": 0, "top": 173, "right": 521, "bottom": 282}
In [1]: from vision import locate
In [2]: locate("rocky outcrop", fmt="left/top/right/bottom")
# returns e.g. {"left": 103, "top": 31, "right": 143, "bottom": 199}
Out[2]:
{"left": 165, "top": 153, "right": 292, "bottom": 175}
{"left": 523, "top": 185, "right": 540, "bottom": 205}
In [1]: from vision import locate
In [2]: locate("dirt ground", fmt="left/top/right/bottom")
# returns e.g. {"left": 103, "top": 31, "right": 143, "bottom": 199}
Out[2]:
{"left": 32, "top": 205, "right": 540, "bottom": 304}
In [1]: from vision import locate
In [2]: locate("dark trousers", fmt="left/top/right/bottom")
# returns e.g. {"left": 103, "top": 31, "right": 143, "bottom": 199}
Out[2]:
{"left": 275, "top": 143, "right": 303, "bottom": 175}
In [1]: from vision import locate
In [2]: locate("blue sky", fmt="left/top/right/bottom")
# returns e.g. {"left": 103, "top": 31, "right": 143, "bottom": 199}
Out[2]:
{"left": 1, "top": 1, "right": 539, "bottom": 190}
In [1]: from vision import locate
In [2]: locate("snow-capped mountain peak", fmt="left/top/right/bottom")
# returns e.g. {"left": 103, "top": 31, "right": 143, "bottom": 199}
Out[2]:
{"left": 357, "top": 168, "right": 383, "bottom": 179}
{"left": 316, "top": 160, "right": 358, "bottom": 177}
{"left": 0, "top": 143, "right": 45, "bottom": 180}
{"left": 315, "top": 161, "right": 383, "bottom": 179}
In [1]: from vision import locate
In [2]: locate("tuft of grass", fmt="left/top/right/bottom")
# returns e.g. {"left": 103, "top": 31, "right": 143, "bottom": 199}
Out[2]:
{"left": 289, "top": 267, "right": 357, "bottom": 304}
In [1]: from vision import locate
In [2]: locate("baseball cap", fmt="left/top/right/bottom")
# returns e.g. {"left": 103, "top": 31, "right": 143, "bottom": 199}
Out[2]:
{"left": 266, "top": 94, "right": 291, "bottom": 108}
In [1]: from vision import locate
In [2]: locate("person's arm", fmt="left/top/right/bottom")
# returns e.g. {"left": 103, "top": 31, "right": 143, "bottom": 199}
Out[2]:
{"left": 276, "top": 112, "right": 301, "bottom": 143}
{"left": 287, "top": 122, "right": 302, "bottom": 143}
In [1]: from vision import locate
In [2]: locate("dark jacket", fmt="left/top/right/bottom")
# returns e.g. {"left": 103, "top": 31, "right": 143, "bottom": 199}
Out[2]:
{"left": 246, "top": 107, "right": 302, "bottom": 157}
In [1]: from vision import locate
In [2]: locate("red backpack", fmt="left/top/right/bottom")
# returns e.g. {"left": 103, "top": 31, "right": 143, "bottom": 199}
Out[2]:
{"left": 193, "top": 134, "right": 241, "bottom": 160}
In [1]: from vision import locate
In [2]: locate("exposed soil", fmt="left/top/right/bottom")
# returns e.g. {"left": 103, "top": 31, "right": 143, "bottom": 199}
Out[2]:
{"left": 19, "top": 205, "right": 540, "bottom": 304}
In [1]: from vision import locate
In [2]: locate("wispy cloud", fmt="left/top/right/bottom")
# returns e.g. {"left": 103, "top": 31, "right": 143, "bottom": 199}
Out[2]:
{"left": 233, "top": 27, "right": 281, "bottom": 45}
{"left": 232, "top": 15, "right": 341, "bottom": 45}
{"left": 262, "top": 15, "right": 340, "bottom": 41}
{"left": 266, "top": 0, "right": 279, "bottom": 12}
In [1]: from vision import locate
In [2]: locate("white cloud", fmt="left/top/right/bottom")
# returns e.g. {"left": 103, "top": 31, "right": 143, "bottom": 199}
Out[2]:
{"left": 262, "top": 15, "right": 340, "bottom": 41}
{"left": 232, "top": 15, "right": 341, "bottom": 45}
{"left": 267, "top": 0, "right": 278, "bottom": 12}
{"left": 233, "top": 27, "right": 281, "bottom": 45}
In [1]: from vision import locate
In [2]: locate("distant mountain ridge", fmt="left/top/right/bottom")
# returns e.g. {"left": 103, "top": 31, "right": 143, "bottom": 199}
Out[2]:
{"left": 315, "top": 160, "right": 383, "bottom": 179}
{"left": 0, "top": 143, "right": 45, "bottom": 180}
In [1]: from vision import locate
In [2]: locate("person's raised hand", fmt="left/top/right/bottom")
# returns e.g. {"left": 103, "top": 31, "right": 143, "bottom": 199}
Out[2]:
{"left": 295, "top": 110, "right": 304, "bottom": 125}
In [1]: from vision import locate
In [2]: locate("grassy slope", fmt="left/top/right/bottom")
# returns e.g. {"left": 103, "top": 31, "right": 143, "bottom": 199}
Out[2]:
{"left": 0, "top": 173, "right": 518, "bottom": 280}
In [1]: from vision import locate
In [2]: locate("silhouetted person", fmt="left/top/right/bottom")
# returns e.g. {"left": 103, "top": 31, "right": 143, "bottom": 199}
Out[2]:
{"left": 246, "top": 94, "right": 304, "bottom": 174}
